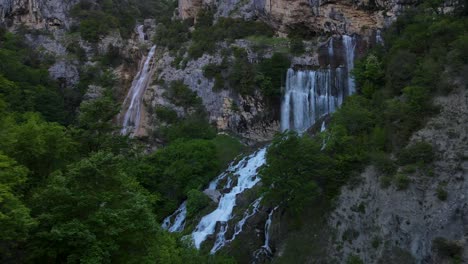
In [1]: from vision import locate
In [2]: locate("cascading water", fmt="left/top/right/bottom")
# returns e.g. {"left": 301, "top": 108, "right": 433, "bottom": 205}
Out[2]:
{"left": 281, "top": 35, "right": 356, "bottom": 133}
{"left": 162, "top": 148, "right": 267, "bottom": 251}
{"left": 343, "top": 35, "right": 356, "bottom": 94}
{"left": 253, "top": 206, "right": 279, "bottom": 260}
{"left": 136, "top": 25, "right": 146, "bottom": 42}
{"left": 162, "top": 201, "right": 187, "bottom": 232}
{"left": 119, "top": 45, "right": 157, "bottom": 136}
{"left": 192, "top": 148, "right": 267, "bottom": 249}
{"left": 280, "top": 68, "right": 346, "bottom": 132}
{"left": 376, "top": 29, "right": 384, "bottom": 46}
{"left": 164, "top": 34, "right": 358, "bottom": 258}
{"left": 211, "top": 197, "right": 263, "bottom": 253}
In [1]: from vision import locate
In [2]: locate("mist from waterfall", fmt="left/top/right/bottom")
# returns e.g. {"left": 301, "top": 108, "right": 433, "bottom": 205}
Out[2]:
{"left": 119, "top": 45, "right": 157, "bottom": 136}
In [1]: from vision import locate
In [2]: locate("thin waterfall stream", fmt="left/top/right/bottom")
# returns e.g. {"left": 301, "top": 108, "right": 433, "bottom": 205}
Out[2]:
{"left": 119, "top": 45, "right": 157, "bottom": 136}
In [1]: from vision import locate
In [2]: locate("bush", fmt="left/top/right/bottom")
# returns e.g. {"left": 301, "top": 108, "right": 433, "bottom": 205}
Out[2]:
{"left": 163, "top": 80, "right": 201, "bottom": 109}
{"left": 372, "top": 152, "right": 397, "bottom": 176}
{"left": 395, "top": 173, "right": 410, "bottom": 190}
{"left": 380, "top": 176, "right": 393, "bottom": 189}
{"left": 398, "top": 141, "right": 434, "bottom": 165}
{"left": 432, "top": 237, "right": 462, "bottom": 259}
{"left": 347, "top": 255, "right": 364, "bottom": 264}
{"left": 290, "top": 38, "right": 305, "bottom": 54}
{"left": 436, "top": 185, "right": 448, "bottom": 201}
{"left": 186, "top": 189, "right": 211, "bottom": 217}
{"left": 155, "top": 106, "right": 178, "bottom": 124}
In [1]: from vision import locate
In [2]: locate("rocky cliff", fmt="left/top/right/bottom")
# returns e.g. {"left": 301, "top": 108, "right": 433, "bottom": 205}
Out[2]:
{"left": 179, "top": 0, "right": 419, "bottom": 35}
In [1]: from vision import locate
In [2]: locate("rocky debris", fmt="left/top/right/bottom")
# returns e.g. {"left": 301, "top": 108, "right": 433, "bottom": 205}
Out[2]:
{"left": 328, "top": 87, "right": 468, "bottom": 263}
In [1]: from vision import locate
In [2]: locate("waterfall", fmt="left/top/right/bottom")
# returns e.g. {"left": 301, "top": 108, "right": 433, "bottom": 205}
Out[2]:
{"left": 343, "top": 35, "right": 356, "bottom": 95}
{"left": 376, "top": 29, "right": 384, "bottom": 46}
{"left": 136, "top": 25, "right": 146, "bottom": 42}
{"left": 119, "top": 45, "right": 157, "bottom": 136}
{"left": 280, "top": 68, "right": 345, "bottom": 132}
{"left": 211, "top": 197, "right": 263, "bottom": 253}
{"left": 162, "top": 201, "right": 187, "bottom": 232}
{"left": 252, "top": 206, "right": 279, "bottom": 261}
{"left": 281, "top": 35, "right": 356, "bottom": 133}
{"left": 328, "top": 37, "right": 334, "bottom": 59}
{"left": 191, "top": 148, "right": 267, "bottom": 249}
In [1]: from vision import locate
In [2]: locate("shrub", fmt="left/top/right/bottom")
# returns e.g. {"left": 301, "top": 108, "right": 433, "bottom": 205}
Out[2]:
{"left": 372, "top": 152, "right": 397, "bottom": 176}
{"left": 436, "top": 185, "right": 448, "bottom": 201}
{"left": 398, "top": 141, "right": 434, "bottom": 165}
{"left": 380, "top": 176, "right": 393, "bottom": 189}
{"left": 432, "top": 237, "right": 462, "bottom": 259}
{"left": 186, "top": 189, "right": 211, "bottom": 217}
{"left": 290, "top": 37, "right": 305, "bottom": 54}
{"left": 347, "top": 255, "right": 364, "bottom": 264}
{"left": 395, "top": 173, "right": 410, "bottom": 190}
{"left": 163, "top": 80, "right": 201, "bottom": 109}
{"left": 155, "top": 106, "right": 178, "bottom": 124}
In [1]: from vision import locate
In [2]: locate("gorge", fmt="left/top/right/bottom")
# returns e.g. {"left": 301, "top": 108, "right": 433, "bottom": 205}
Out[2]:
{"left": 0, "top": 0, "right": 466, "bottom": 263}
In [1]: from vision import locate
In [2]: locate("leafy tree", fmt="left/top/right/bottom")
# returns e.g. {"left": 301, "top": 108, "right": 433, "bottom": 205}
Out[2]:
{"left": 28, "top": 152, "right": 161, "bottom": 263}
{"left": 136, "top": 139, "right": 220, "bottom": 216}
{"left": 260, "top": 133, "right": 337, "bottom": 214}
{"left": 0, "top": 113, "right": 77, "bottom": 180}
{"left": 0, "top": 154, "right": 36, "bottom": 256}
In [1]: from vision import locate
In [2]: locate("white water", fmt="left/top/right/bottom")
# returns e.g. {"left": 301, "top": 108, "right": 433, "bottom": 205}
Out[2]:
{"left": 192, "top": 148, "right": 267, "bottom": 249}
{"left": 280, "top": 68, "right": 345, "bottom": 132}
{"left": 211, "top": 197, "right": 263, "bottom": 253}
{"left": 376, "top": 29, "right": 384, "bottom": 45}
{"left": 162, "top": 201, "right": 187, "bottom": 232}
{"left": 343, "top": 35, "right": 356, "bottom": 94}
{"left": 328, "top": 37, "right": 334, "bottom": 60}
{"left": 136, "top": 25, "right": 145, "bottom": 42}
{"left": 262, "top": 206, "right": 278, "bottom": 253}
{"left": 281, "top": 35, "right": 356, "bottom": 133}
{"left": 252, "top": 206, "right": 279, "bottom": 260}
{"left": 119, "top": 45, "right": 157, "bottom": 136}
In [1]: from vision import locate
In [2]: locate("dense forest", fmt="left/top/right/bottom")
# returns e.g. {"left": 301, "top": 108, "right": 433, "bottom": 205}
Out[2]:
{"left": 0, "top": 0, "right": 467, "bottom": 263}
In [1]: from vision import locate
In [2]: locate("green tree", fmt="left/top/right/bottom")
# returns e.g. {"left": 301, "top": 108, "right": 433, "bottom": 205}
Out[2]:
{"left": 260, "top": 133, "right": 337, "bottom": 213}
{"left": 28, "top": 152, "right": 161, "bottom": 263}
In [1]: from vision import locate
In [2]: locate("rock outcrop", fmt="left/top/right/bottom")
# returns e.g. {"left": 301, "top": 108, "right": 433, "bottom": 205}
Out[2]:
{"left": 328, "top": 86, "right": 468, "bottom": 263}
{"left": 178, "top": 0, "right": 422, "bottom": 35}
{"left": 0, "top": 0, "right": 79, "bottom": 30}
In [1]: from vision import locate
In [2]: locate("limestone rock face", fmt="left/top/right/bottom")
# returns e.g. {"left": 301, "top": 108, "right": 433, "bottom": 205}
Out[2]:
{"left": 145, "top": 50, "right": 279, "bottom": 143}
{"left": 328, "top": 86, "right": 468, "bottom": 263}
{"left": 0, "top": 0, "right": 79, "bottom": 30}
{"left": 180, "top": 0, "right": 422, "bottom": 35}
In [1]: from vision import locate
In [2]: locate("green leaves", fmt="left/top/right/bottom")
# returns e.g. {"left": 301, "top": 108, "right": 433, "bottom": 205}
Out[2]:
{"left": 260, "top": 133, "right": 336, "bottom": 214}
{"left": 29, "top": 152, "right": 159, "bottom": 263}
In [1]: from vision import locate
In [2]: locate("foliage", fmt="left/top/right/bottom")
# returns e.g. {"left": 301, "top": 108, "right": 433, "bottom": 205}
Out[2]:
{"left": 0, "top": 154, "right": 36, "bottom": 251}
{"left": 163, "top": 80, "right": 202, "bottom": 109}
{"left": 347, "top": 255, "right": 364, "bottom": 264}
{"left": 290, "top": 38, "right": 305, "bottom": 55}
{"left": 186, "top": 189, "right": 211, "bottom": 218}
{"left": 0, "top": 32, "right": 68, "bottom": 123}
{"left": 432, "top": 237, "right": 462, "bottom": 260}
{"left": 395, "top": 173, "right": 410, "bottom": 190}
{"left": 72, "top": 0, "right": 174, "bottom": 42}
{"left": 260, "top": 132, "right": 337, "bottom": 214}
{"left": 436, "top": 185, "right": 448, "bottom": 201}
{"left": 187, "top": 9, "right": 274, "bottom": 59}
{"left": 155, "top": 106, "right": 179, "bottom": 124}
{"left": 398, "top": 141, "right": 434, "bottom": 165}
